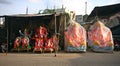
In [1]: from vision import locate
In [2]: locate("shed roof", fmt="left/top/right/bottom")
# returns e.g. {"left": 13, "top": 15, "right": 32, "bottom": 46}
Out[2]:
{"left": 87, "top": 3, "right": 120, "bottom": 21}
{"left": 2, "top": 14, "right": 54, "bottom": 18}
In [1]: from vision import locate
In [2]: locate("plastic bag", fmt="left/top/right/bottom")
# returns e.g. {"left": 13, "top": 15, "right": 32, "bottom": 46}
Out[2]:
{"left": 88, "top": 21, "right": 114, "bottom": 52}
{"left": 64, "top": 21, "right": 86, "bottom": 52}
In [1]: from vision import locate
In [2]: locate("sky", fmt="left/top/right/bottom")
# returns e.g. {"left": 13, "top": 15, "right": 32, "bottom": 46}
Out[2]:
{"left": 0, "top": 0, "right": 120, "bottom": 15}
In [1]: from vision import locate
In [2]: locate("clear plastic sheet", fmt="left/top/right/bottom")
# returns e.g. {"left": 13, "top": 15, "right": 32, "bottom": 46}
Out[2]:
{"left": 64, "top": 21, "right": 86, "bottom": 52}
{"left": 88, "top": 21, "right": 114, "bottom": 52}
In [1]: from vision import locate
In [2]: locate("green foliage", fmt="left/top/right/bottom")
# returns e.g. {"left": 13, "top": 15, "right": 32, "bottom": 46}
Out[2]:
{"left": 42, "top": 9, "right": 55, "bottom": 14}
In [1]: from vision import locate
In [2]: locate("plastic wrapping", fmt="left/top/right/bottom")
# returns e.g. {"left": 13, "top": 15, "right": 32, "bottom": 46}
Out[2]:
{"left": 64, "top": 21, "right": 86, "bottom": 52}
{"left": 88, "top": 21, "right": 114, "bottom": 52}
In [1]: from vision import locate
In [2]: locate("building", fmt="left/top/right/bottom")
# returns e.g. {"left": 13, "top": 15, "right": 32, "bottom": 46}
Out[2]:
{"left": 75, "top": 15, "right": 83, "bottom": 24}
{"left": 87, "top": 3, "right": 120, "bottom": 28}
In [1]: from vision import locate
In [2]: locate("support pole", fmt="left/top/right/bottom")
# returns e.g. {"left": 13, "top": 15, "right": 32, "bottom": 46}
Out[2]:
{"left": 55, "top": 13, "right": 57, "bottom": 34}
{"left": 54, "top": 13, "right": 57, "bottom": 57}
{"left": 6, "top": 17, "right": 9, "bottom": 55}
{"left": 6, "top": 28, "right": 8, "bottom": 55}
{"left": 85, "top": 2, "right": 87, "bottom": 15}
{"left": 26, "top": 7, "right": 28, "bottom": 15}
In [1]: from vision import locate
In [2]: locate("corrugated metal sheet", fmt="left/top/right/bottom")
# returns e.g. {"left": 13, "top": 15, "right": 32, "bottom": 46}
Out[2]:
{"left": 2, "top": 14, "right": 54, "bottom": 17}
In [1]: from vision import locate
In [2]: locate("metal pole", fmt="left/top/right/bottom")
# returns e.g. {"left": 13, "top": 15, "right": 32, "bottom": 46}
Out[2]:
{"left": 54, "top": 13, "right": 57, "bottom": 57}
{"left": 64, "top": 15, "right": 66, "bottom": 51}
{"left": 55, "top": 14, "right": 57, "bottom": 34}
{"left": 85, "top": 2, "right": 87, "bottom": 15}
{"left": 6, "top": 17, "right": 8, "bottom": 55}
{"left": 6, "top": 28, "right": 8, "bottom": 55}
{"left": 26, "top": 7, "right": 28, "bottom": 14}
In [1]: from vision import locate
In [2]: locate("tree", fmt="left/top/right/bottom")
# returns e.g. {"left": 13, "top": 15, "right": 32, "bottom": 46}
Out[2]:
{"left": 39, "top": 9, "right": 55, "bottom": 14}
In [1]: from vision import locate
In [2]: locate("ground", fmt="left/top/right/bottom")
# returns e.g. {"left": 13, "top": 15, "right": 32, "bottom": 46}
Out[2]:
{"left": 0, "top": 51, "right": 120, "bottom": 66}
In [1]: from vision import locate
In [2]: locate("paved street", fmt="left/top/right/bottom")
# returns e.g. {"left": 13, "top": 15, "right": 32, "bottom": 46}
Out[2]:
{"left": 0, "top": 51, "right": 120, "bottom": 66}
